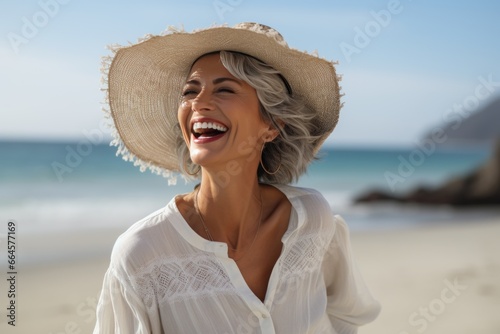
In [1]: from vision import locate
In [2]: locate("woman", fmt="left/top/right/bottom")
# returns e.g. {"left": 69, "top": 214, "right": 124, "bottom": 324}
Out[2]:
{"left": 94, "top": 23, "right": 380, "bottom": 333}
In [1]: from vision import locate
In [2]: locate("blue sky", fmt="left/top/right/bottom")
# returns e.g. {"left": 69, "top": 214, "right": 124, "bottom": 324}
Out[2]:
{"left": 1, "top": 0, "right": 499, "bottom": 147}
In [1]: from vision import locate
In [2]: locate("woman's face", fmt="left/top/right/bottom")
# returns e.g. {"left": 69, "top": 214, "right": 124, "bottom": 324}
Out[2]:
{"left": 178, "top": 53, "right": 275, "bottom": 171}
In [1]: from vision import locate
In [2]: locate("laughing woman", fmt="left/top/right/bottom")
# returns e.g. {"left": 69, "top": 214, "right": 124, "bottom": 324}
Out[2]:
{"left": 94, "top": 23, "right": 380, "bottom": 334}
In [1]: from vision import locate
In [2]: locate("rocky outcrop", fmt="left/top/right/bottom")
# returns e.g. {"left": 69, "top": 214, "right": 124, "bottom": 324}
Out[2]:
{"left": 354, "top": 140, "right": 500, "bottom": 206}
{"left": 422, "top": 96, "right": 500, "bottom": 148}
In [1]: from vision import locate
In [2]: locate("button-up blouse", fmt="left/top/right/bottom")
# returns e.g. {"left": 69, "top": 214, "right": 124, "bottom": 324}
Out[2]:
{"left": 94, "top": 184, "right": 380, "bottom": 333}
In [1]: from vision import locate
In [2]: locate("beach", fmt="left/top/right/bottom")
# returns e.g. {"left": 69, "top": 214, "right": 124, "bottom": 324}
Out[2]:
{"left": 2, "top": 216, "right": 499, "bottom": 334}
{"left": 357, "top": 217, "right": 500, "bottom": 334}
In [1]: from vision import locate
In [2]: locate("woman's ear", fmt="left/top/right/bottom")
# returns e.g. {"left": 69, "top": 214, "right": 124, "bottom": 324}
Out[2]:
{"left": 260, "top": 126, "right": 279, "bottom": 143}
{"left": 267, "top": 128, "right": 280, "bottom": 142}
{"left": 266, "top": 118, "right": 284, "bottom": 142}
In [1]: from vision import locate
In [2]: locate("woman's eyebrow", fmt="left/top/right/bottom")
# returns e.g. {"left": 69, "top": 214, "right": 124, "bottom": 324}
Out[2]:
{"left": 185, "top": 77, "right": 242, "bottom": 86}
{"left": 212, "top": 77, "right": 242, "bottom": 86}
{"left": 185, "top": 79, "right": 201, "bottom": 86}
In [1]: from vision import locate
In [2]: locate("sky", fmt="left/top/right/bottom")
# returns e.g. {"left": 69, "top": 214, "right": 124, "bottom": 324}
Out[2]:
{"left": 1, "top": 0, "right": 499, "bottom": 148}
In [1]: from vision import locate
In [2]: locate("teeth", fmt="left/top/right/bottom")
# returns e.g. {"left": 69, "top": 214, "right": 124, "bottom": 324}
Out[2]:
{"left": 193, "top": 121, "right": 228, "bottom": 133}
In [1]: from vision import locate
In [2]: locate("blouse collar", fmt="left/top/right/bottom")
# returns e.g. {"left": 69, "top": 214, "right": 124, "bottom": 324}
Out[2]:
{"left": 165, "top": 184, "right": 305, "bottom": 255}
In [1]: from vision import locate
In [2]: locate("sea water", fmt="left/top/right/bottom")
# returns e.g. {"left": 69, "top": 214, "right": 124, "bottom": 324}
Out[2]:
{"left": 0, "top": 140, "right": 495, "bottom": 237}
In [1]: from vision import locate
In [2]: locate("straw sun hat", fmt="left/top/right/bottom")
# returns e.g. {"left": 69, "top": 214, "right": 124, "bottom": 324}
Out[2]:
{"left": 102, "top": 22, "right": 342, "bottom": 184}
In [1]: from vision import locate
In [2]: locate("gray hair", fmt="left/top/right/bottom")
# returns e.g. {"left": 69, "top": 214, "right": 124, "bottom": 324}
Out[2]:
{"left": 177, "top": 51, "right": 320, "bottom": 184}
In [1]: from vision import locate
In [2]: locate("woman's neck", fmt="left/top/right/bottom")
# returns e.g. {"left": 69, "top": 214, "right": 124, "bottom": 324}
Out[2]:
{"left": 195, "top": 169, "right": 263, "bottom": 248}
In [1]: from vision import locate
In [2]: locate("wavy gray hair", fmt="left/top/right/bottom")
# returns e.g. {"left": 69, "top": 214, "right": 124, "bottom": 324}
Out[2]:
{"left": 177, "top": 51, "right": 320, "bottom": 184}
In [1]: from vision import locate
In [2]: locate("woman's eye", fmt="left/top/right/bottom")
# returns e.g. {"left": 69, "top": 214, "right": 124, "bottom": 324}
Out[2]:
{"left": 216, "top": 88, "right": 235, "bottom": 94}
{"left": 181, "top": 90, "right": 198, "bottom": 97}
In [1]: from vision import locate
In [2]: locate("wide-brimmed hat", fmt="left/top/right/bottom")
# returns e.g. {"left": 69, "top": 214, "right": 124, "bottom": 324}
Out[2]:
{"left": 102, "top": 22, "right": 341, "bottom": 184}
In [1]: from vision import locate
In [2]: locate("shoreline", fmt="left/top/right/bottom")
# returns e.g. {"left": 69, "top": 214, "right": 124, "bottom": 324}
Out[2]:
{"left": 6, "top": 194, "right": 500, "bottom": 242}
{"left": 13, "top": 228, "right": 124, "bottom": 269}
{"left": 2, "top": 218, "right": 499, "bottom": 333}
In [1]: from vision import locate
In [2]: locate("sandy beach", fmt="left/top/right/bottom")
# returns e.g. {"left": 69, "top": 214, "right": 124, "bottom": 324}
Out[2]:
{"left": 2, "top": 217, "right": 499, "bottom": 334}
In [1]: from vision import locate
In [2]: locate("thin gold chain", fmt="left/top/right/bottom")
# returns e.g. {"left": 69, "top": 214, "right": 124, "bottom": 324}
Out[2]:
{"left": 194, "top": 187, "right": 263, "bottom": 262}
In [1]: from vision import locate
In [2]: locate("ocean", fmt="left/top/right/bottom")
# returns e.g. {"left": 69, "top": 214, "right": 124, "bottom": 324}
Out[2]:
{"left": 1, "top": 140, "right": 497, "bottom": 238}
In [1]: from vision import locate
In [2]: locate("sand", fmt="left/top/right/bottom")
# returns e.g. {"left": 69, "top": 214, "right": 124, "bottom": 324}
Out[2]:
{"left": 357, "top": 218, "right": 500, "bottom": 334}
{"left": 2, "top": 218, "right": 499, "bottom": 334}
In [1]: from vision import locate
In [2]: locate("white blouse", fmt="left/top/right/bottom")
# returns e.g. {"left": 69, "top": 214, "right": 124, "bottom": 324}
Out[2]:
{"left": 94, "top": 185, "right": 380, "bottom": 334}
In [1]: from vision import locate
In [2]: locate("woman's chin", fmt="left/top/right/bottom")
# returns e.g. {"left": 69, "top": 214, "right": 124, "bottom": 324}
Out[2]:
{"left": 189, "top": 151, "right": 216, "bottom": 168}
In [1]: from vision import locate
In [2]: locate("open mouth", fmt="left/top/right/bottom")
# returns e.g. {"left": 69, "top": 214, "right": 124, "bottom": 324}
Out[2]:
{"left": 191, "top": 121, "right": 228, "bottom": 139}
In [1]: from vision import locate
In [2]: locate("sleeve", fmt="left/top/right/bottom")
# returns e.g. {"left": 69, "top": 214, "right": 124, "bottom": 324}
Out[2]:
{"left": 93, "top": 267, "right": 152, "bottom": 334}
{"left": 323, "top": 215, "right": 381, "bottom": 334}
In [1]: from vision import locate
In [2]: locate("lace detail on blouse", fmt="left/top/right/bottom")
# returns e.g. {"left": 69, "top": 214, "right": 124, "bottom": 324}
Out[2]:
{"left": 281, "top": 233, "right": 331, "bottom": 280}
{"left": 132, "top": 254, "right": 236, "bottom": 308}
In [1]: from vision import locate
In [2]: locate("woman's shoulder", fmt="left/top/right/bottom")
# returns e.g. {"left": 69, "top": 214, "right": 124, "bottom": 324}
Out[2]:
{"left": 282, "top": 186, "right": 354, "bottom": 240}
{"left": 266, "top": 183, "right": 326, "bottom": 203}
{"left": 271, "top": 184, "right": 330, "bottom": 212}
{"left": 108, "top": 199, "right": 181, "bottom": 272}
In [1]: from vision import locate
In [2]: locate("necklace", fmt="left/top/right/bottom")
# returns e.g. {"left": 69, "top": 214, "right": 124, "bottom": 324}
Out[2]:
{"left": 194, "top": 187, "right": 263, "bottom": 262}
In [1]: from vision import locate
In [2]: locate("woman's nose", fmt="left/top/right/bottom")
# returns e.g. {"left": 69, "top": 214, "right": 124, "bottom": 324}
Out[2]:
{"left": 192, "top": 90, "right": 215, "bottom": 113}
